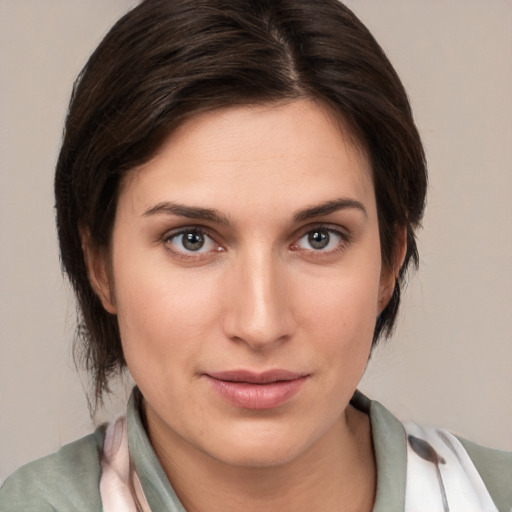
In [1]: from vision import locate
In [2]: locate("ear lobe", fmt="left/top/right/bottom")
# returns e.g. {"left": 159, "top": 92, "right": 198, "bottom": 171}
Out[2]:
{"left": 377, "top": 270, "right": 395, "bottom": 314}
{"left": 80, "top": 229, "right": 117, "bottom": 315}
{"left": 378, "top": 226, "right": 407, "bottom": 313}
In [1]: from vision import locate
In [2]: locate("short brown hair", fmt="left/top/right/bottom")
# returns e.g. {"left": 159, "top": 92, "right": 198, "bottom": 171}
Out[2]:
{"left": 55, "top": 0, "right": 427, "bottom": 405}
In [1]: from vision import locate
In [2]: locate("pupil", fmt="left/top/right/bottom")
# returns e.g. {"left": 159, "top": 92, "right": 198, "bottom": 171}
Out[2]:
{"left": 309, "top": 230, "right": 329, "bottom": 249}
{"left": 183, "top": 232, "right": 204, "bottom": 251}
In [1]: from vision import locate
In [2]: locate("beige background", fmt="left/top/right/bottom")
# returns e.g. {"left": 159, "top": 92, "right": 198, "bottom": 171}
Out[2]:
{"left": 0, "top": 0, "right": 511, "bottom": 484}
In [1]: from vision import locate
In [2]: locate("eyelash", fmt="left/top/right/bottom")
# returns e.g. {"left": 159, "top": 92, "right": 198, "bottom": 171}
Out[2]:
{"left": 162, "top": 227, "right": 224, "bottom": 260}
{"left": 290, "top": 225, "right": 352, "bottom": 258}
{"left": 161, "top": 224, "right": 351, "bottom": 260}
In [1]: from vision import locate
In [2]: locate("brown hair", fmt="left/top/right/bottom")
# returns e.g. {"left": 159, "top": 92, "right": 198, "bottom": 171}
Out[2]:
{"left": 55, "top": 0, "right": 427, "bottom": 405}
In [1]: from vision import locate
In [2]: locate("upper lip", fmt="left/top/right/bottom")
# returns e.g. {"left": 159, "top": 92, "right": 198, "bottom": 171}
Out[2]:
{"left": 205, "top": 369, "right": 308, "bottom": 384}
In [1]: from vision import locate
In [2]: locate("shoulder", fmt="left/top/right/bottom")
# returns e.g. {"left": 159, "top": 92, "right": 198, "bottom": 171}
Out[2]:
{"left": 458, "top": 436, "right": 512, "bottom": 511}
{"left": 358, "top": 391, "right": 512, "bottom": 511}
{"left": 0, "top": 427, "right": 105, "bottom": 512}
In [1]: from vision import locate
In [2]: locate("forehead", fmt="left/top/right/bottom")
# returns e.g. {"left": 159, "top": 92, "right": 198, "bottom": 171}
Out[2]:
{"left": 122, "top": 99, "right": 375, "bottom": 216}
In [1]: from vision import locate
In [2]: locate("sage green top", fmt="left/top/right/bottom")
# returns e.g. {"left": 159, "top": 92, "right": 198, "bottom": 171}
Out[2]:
{"left": 1, "top": 389, "right": 511, "bottom": 511}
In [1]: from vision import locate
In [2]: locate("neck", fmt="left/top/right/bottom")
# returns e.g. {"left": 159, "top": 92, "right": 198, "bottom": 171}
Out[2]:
{"left": 144, "top": 403, "right": 376, "bottom": 512}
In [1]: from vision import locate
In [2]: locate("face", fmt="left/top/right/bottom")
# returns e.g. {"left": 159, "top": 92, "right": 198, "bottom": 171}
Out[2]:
{"left": 92, "top": 99, "right": 395, "bottom": 468}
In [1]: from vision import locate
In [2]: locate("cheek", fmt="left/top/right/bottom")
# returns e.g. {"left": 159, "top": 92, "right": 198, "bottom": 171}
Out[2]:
{"left": 298, "top": 259, "right": 381, "bottom": 335}
{"left": 294, "top": 254, "right": 382, "bottom": 373}
{"left": 111, "top": 254, "right": 221, "bottom": 378}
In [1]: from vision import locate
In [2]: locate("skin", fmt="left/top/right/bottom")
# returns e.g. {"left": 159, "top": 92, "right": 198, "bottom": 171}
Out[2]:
{"left": 87, "top": 99, "right": 402, "bottom": 511}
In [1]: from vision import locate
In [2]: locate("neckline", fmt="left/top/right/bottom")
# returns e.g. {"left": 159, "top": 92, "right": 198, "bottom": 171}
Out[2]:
{"left": 127, "top": 387, "right": 407, "bottom": 511}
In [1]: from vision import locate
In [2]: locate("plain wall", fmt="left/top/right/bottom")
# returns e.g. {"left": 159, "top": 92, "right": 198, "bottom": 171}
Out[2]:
{"left": 1, "top": 0, "right": 511, "bottom": 483}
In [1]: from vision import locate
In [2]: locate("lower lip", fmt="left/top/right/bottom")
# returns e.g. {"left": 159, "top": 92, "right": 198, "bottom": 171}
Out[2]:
{"left": 205, "top": 376, "right": 308, "bottom": 410}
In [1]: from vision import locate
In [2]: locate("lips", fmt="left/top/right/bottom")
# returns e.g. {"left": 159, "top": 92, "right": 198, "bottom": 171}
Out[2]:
{"left": 204, "top": 370, "right": 309, "bottom": 409}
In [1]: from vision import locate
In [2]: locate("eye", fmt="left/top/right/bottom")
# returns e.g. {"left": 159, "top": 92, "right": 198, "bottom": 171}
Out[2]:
{"left": 293, "top": 227, "right": 348, "bottom": 253}
{"left": 164, "top": 228, "right": 220, "bottom": 255}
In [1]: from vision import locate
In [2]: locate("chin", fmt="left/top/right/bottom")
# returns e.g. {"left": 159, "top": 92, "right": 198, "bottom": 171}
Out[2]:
{"left": 216, "top": 443, "right": 304, "bottom": 469}
{"left": 204, "top": 421, "right": 319, "bottom": 469}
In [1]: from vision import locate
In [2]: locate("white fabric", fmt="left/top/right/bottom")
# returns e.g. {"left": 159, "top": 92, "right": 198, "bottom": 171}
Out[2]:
{"left": 100, "top": 417, "right": 152, "bottom": 512}
{"left": 404, "top": 423, "right": 498, "bottom": 512}
{"left": 99, "top": 416, "right": 498, "bottom": 511}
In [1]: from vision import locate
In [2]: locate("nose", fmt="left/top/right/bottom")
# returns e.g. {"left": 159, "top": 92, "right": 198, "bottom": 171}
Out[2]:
{"left": 222, "top": 248, "right": 296, "bottom": 350}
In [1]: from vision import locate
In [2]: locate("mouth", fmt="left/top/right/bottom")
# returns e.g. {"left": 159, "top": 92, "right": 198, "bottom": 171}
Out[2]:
{"left": 203, "top": 370, "right": 309, "bottom": 410}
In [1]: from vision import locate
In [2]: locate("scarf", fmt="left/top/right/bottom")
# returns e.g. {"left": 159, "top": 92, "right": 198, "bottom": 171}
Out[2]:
{"left": 99, "top": 417, "right": 498, "bottom": 511}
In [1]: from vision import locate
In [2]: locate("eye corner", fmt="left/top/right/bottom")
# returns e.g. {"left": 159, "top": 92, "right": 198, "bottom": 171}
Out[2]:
{"left": 290, "top": 225, "right": 352, "bottom": 256}
{"left": 161, "top": 226, "right": 225, "bottom": 260}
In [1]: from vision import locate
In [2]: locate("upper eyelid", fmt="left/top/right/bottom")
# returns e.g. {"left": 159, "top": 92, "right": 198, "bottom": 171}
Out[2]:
{"left": 161, "top": 227, "right": 222, "bottom": 258}
{"left": 159, "top": 223, "right": 352, "bottom": 248}
{"left": 162, "top": 225, "right": 217, "bottom": 241}
{"left": 294, "top": 223, "right": 352, "bottom": 241}
{"left": 289, "top": 226, "right": 352, "bottom": 256}
{"left": 161, "top": 226, "right": 222, "bottom": 251}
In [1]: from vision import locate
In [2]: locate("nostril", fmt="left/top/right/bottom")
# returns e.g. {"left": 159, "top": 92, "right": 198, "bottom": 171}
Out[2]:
{"left": 221, "top": 259, "right": 296, "bottom": 347}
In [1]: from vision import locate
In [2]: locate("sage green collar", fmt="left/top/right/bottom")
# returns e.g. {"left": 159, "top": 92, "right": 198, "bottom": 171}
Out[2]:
{"left": 127, "top": 389, "right": 187, "bottom": 511}
{"left": 351, "top": 390, "right": 407, "bottom": 511}
{"left": 127, "top": 388, "right": 407, "bottom": 511}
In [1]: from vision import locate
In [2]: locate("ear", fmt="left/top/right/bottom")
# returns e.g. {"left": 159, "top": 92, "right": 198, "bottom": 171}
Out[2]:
{"left": 80, "top": 228, "right": 117, "bottom": 315}
{"left": 378, "top": 226, "right": 407, "bottom": 314}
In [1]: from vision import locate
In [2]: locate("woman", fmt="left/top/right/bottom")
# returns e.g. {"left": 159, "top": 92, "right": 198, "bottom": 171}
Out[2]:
{"left": 1, "top": 0, "right": 510, "bottom": 510}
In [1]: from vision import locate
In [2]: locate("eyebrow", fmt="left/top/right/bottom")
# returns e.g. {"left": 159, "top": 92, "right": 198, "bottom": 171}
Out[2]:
{"left": 143, "top": 197, "right": 367, "bottom": 225}
{"left": 293, "top": 198, "right": 367, "bottom": 222}
{"left": 143, "top": 202, "right": 231, "bottom": 225}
